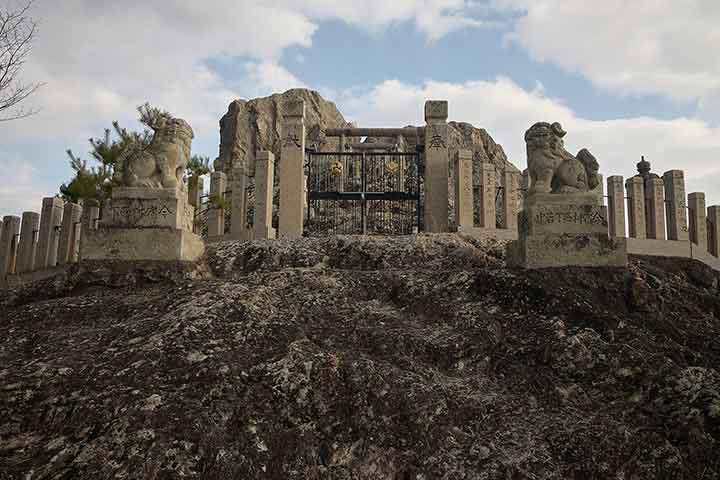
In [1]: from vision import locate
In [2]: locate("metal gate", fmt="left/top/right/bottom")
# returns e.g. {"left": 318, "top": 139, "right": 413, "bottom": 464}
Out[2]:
{"left": 306, "top": 151, "right": 422, "bottom": 235}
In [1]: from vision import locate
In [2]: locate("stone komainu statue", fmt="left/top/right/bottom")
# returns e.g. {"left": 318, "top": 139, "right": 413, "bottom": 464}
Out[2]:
{"left": 525, "top": 122, "right": 599, "bottom": 194}
{"left": 114, "top": 117, "right": 194, "bottom": 189}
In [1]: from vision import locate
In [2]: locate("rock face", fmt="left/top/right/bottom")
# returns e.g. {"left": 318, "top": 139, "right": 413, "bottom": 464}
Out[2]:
{"left": 2, "top": 236, "right": 720, "bottom": 479}
{"left": 216, "top": 89, "right": 350, "bottom": 176}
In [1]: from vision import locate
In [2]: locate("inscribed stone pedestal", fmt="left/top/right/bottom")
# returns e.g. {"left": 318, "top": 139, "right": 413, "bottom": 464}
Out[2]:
{"left": 279, "top": 100, "right": 306, "bottom": 238}
{"left": 626, "top": 177, "right": 646, "bottom": 239}
{"left": 508, "top": 193, "right": 627, "bottom": 269}
{"left": 35, "top": 197, "right": 64, "bottom": 269}
{"left": 16, "top": 212, "right": 39, "bottom": 274}
{"left": 254, "top": 151, "right": 276, "bottom": 239}
{"left": 454, "top": 149, "right": 473, "bottom": 230}
{"left": 606, "top": 176, "right": 626, "bottom": 237}
{"left": 663, "top": 170, "right": 689, "bottom": 241}
{"left": 688, "top": 192, "right": 707, "bottom": 250}
{"left": 0, "top": 216, "right": 21, "bottom": 278}
{"left": 424, "top": 100, "right": 449, "bottom": 233}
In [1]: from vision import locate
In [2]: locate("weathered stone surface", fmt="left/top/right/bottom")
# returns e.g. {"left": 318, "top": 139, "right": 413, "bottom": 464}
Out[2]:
{"left": 279, "top": 100, "right": 306, "bottom": 238}
{"left": 103, "top": 187, "right": 193, "bottom": 231}
{"left": 35, "top": 197, "right": 64, "bottom": 270}
{"left": 607, "top": 176, "right": 626, "bottom": 237}
{"left": 424, "top": 100, "right": 449, "bottom": 233}
{"left": 16, "top": 212, "right": 39, "bottom": 274}
{"left": 2, "top": 235, "right": 720, "bottom": 478}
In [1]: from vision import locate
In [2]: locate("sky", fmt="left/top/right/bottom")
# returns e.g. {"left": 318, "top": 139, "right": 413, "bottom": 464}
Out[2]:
{"left": 1, "top": 0, "right": 719, "bottom": 216}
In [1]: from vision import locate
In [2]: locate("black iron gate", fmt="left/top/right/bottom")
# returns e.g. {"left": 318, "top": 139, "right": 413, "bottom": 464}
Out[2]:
{"left": 306, "top": 151, "right": 422, "bottom": 235}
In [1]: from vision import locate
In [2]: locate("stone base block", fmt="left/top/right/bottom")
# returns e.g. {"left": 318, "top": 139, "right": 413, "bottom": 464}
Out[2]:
{"left": 103, "top": 187, "right": 194, "bottom": 231}
{"left": 508, "top": 232, "right": 627, "bottom": 269}
{"left": 81, "top": 227, "right": 204, "bottom": 262}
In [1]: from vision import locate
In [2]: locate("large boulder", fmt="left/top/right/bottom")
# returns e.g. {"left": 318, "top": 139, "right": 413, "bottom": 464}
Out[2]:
{"left": 216, "top": 89, "right": 351, "bottom": 176}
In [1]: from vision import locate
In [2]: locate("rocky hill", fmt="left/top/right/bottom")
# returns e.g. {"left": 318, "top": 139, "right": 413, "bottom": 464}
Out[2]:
{"left": 1, "top": 235, "right": 720, "bottom": 479}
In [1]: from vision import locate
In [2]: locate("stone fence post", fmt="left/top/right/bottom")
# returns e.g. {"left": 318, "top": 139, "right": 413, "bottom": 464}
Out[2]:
{"left": 279, "top": 100, "right": 306, "bottom": 238}
{"left": 81, "top": 204, "right": 100, "bottom": 231}
{"left": 645, "top": 178, "right": 666, "bottom": 240}
{"left": 708, "top": 206, "right": 720, "bottom": 257}
{"left": 625, "top": 177, "right": 646, "bottom": 239}
{"left": 480, "top": 161, "right": 496, "bottom": 229}
{"left": 230, "top": 164, "right": 249, "bottom": 240}
{"left": 208, "top": 171, "right": 227, "bottom": 238}
{"left": 688, "top": 192, "right": 707, "bottom": 250}
{"left": 58, "top": 202, "right": 82, "bottom": 265}
{"left": 502, "top": 169, "right": 519, "bottom": 231}
{"left": 607, "top": 176, "right": 626, "bottom": 237}
{"left": 0, "top": 216, "right": 21, "bottom": 279}
{"left": 35, "top": 197, "right": 64, "bottom": 269}
{"left": 663, "top": 170, "right": 688, "bottom": 241}
{"left": 254, "top": 151, "right": 276, "bottom": 239}
{"left": 16, "top": 212, "right": 39, "bottom": 273}
{"left": 453, "top": 149, "right": 473, "bottom": 230}
{"left": 424, "top": 100, "right": 449, "bottom": 232}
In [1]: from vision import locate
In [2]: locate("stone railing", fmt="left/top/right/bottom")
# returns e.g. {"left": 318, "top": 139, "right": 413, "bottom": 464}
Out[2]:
{"left": 452, "top": 149, "right": 522, "bottom": 241}
{"left": 606, "top": 168, "right": 720, "bottom": 271}
{"left": 0, "top": 198, "right": 99, "bottom": 288}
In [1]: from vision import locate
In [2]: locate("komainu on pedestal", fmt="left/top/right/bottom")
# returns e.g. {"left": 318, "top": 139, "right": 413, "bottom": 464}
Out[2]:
{"left": 81, "top": 116, "right": 204, "bottom": 262}
{"left": 508, "top": 122, "right": 627, "bottom": 269}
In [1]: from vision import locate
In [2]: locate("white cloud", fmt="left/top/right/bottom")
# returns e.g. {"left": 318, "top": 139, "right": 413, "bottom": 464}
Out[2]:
{"left": 0, "top": 154, "right": 54, "bottom": 216}
{"left": 342, "top": 77, "right": 720, "bottom": 205}
{"left": 494, "top": 0, "right": 720, "bottom": 108}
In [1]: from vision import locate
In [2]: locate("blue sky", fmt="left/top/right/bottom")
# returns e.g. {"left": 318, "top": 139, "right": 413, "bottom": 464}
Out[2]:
{"left": 1, "top": 0, "right": 719, "bottom": 215}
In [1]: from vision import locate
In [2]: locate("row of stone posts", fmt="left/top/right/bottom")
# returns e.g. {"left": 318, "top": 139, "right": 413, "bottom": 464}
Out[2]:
{"left": 607, "top": 167, "right": 720, "bottom": 258}
{"left": 0, "top": 198, "right": 100, "bottom": 285}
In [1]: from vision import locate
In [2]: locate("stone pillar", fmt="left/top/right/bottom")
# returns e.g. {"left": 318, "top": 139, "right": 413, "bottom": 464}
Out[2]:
{"left": 645, "top": 178, "right": 666, "bottom": 240}
{"left": 208, "top": 171, "right": 227, "bottom": 238}
{"left": 663, "top": 170, "right": 689, "bottom": 241}
{"left": 188, "top": 175, "right": 204, "bottom": 209}
{"left": 423, "top": 100, "right": 449, "bottom": 233}
{"left": 501, "top": 169, "right": 519, "bottom": 231}
{"left": 0, "top": 216, "right": 21, "bottom": 278}
{"left": 81, "top": 204, "right": 100, "bottom": 231}
{"left": 230, "top": 165, "right": 249, "bottom": 240}
{"left": 453, "top": 149, "right": 473, "bottom": 230}
{"left": 606, "top": 176, "right": 626, "bottom": 237}
{"left": 688, "top": 192, "right": 707, "bottom": 250}
{"left": 254, "top": 151, "right": 277, "bottom": 239}
{"left": 35, "top": 197, "right": 64, "bottom": 269}
{"left": 480, "top": 161, "right": 496, "bottom": 229}
{"left": 708, "top": 206, "right": 720, "bottom": 257}
{"left": 58, "top": 202, "right": 82, "bottom": 265}
{"left": 279, "top": 100, "right": 306, "bottom": 238}
{"left": 625, "top": 177, "right": 646, "bottom": 239}
{"left": 16, "top": 211, "right": 39, "bottom": 273}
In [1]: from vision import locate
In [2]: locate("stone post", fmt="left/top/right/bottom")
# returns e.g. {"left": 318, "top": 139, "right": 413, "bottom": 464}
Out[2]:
{"left": 254, "top": 151, "right": 277, "bottom": 239}
{"left": 35, "top": 197, "right": 64, "bottom": 269}
{"left": 81, "top": 204, "right": 100, "bottom": 231}
{"left": 58, "top": 202, "right": 82, "bottom": 265}
{"left": 708, "top": 206, "right": 720, "bottom": 257}
{"left": 279, "top": 100, "right": 306, "bottom": 238}
{"left": 424, "top": 100, "right": 449, "bottom": 232}
{"left": 501, "top": 169, "right": 519, "bottom": 231}
{"left": 16, "top": 212, "right": 39, "bottom": 273}
{"left": 188, "top": 175, "right": 204, "bottom": 209}
{"left": 0, "top": 216, "right": 21, "bottom": 278}
{"left": 480, "top": 161, "right": 496, "bottom": 229}
{"left": 688, "top": 192, "right": 707, "bottom": 250}
{"left": 606, "top": 176, "right": 626, "bottom": 237}
{"left": 663, "top": 170, "right": 689, "bottom": 241}
{"left": 208, "top": 171, "right": 227, "bottom": 238}
{"left": 453, "top": 149, "right": 473, "bottom": 230}
{"left": 230, "top": 165, "right": 249, "bottom": 240}
{"left": 625, "top": 177, "right": 646, "bottom": 239}
{"left": 645, "top": 178, "right": 666, "bottom": 240}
